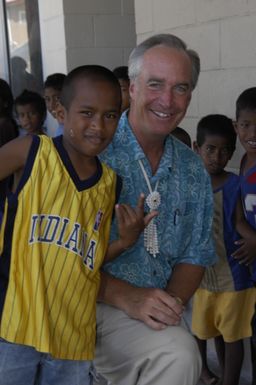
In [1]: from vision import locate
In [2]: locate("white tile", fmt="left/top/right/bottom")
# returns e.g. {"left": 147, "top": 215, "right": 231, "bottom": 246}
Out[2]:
{"left": 38, "top": 0, "right": 63, "bottom": 20}
{"left": 65, "top": 15, "right": 94, "bottom": 47}
{"left": 221, "top": 15, "right": 256, "bottom": 68}
{"left": 198, "top": 68, "right": 256, "bottom": 120}
{"left": 153, "top": 0, "right": 196, "bottom": 30}
{"left": 94, "top": 15, "right": 136, "bottom": 47}
{"left": 41, "top": 16, "right": 66, "bottom": 51}
{"left": 122, "top": 0, "right": 135, "bottom": 15}
{"left": 134, "top": 0, "right": 153, "bottom": 34}
{"left": 66, "top": 47, "right": 123, "bottom": 70}
{"left": 195, "top": 0, "right": 249, "bottom": 22}
{"left": 42, "top": 49, "right": 67, "bottom": 77}
{"left": 63, "top": 0, "right": 121, "bottom": 14}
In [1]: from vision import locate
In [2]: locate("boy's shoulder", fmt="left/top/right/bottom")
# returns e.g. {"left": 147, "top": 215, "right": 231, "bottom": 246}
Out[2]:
{"left": 100, "top": 158, "right": 118, "bottom": 176}
{"left": 225, "top": 172, "right": 240, "bottom": 191}
{"left": 240, "top": 154, "right": 256, "bottom": 180}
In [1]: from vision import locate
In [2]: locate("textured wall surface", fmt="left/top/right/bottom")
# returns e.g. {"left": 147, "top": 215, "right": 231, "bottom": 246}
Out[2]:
{"left": 39, "top": 0, "right": 136, "bottom": 76}
{"left": 134, "top": 0, "right": 256, "bottom": 170}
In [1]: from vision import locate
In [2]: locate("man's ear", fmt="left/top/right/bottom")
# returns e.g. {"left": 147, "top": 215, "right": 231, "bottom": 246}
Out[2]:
{"left": 193, "top": 141, "right": 200, "bottom": 154}
{"left": 55, "top": 102, "right": 65, "bottom": 124}
{"left": 129, "top": 81, "right": 135, "bottom": 100}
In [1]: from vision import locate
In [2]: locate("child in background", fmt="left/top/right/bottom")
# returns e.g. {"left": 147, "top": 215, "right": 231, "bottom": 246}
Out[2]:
{"left": 192, "top": 114, "right": 256, "bottom": 385}
{"left": 0, "top": 79, "right": 19, "bottom": 225}
{"left": 14, "top": 89, "right": 47, "bottom": 135}
{"left": 234, "top": 87, "right": 256, "bottom": 385}
{"left": 113, "top": 66, "right": 130, "bottom": 112}
{"left": 43, "top": 73, "right": 66, "bottom": 136}
{"left": 0, "top": 78, "right": 19, "bottom": 139}
{"left": 0, "top": 65, "right": 156, "bottom": 385}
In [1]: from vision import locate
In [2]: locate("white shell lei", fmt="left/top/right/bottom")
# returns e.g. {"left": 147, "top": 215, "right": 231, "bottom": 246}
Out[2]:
{"left": 138, "top": 160, "right": 160, "bottom": 257}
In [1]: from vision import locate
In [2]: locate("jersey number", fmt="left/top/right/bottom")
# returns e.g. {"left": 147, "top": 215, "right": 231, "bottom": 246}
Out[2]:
{"left": 245, "top": 194, "right": 256, "bottom": 226}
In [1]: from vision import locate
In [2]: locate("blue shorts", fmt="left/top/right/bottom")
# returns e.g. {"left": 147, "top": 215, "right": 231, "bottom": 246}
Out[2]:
{"left": 0, "top": 338, "right": 93, "bottom": 385}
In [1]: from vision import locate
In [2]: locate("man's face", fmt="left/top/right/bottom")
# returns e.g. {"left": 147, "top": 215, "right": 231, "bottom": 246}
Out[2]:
{"left": 129, "top": 46, "right": 193, "bottom": 140}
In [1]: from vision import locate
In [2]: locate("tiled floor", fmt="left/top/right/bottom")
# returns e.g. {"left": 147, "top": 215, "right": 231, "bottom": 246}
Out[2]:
{"left": 183, "top": 301, "right": 251, "bottom": 385}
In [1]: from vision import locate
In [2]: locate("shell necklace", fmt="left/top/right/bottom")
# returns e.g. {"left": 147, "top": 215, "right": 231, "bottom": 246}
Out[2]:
{"left": 138, "top": 159, "right": 161, "bottom": 257}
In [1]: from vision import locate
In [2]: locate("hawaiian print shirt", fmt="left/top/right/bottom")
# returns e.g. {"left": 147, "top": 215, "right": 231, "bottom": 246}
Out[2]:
{"left": 100, "top": 112, "right": 216, "bottom": 289}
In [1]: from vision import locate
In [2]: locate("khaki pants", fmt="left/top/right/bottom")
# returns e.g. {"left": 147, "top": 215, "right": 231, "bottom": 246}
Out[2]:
{"left": 94, "top": 303, "right": 201, "bottom": 385}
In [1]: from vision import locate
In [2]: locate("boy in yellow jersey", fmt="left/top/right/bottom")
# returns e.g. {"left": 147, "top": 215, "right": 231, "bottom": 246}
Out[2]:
{"left": 0, "top": 65, "right": 156, "bottom": 385}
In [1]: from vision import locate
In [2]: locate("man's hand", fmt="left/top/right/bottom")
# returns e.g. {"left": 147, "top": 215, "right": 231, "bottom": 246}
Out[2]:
{"left": 121, "top": 286, "right": 184, "bottom": 330}
{"left": 115, "top": 193, "right": 158, "bottom": 250}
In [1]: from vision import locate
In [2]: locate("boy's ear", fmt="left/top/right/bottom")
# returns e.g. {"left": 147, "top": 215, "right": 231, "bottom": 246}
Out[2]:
{"left": 193, "top": 141, "right": 200, "bottom": 153}
{"left": 55, "top": 103, "right": 65, "bottom": 124}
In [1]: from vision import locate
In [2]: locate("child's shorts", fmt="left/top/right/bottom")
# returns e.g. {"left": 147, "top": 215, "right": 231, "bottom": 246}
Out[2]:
{"left": 192, "top": 287, "right": 256, "bottom": 342}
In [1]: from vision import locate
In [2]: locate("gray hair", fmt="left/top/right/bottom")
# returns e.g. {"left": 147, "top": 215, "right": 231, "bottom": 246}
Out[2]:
{"left": 128, "top": 34, "right": 200, "bottom": 90}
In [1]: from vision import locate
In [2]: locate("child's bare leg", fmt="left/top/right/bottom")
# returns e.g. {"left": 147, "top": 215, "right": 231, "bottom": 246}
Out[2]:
{"left": 251, "top": 338, "right": 256, "bottom": 385}
{"left": 251, "top": 309, "right": 256, "bottom": 385}
{"left": 221, "top": 339, "right": 244, "bottom": 385}
{"left": 195, "top": 337, "right": 219, "bottom": 384}
{"left": 214, "top": 335, "right": 225, "bottom": 376}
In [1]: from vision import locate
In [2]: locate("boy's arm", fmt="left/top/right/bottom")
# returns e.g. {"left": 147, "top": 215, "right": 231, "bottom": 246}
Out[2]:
{"left": 166, "top": 263, "right": 205, "bottom": 305}
{"left": 0, "top": 135, "right": 33, "bottom": 182}
{"left": 104, "top": 194, "right": 158, "bottom": 262}
{"left": 232, "top": 196, "right": 256, "bottom": 264}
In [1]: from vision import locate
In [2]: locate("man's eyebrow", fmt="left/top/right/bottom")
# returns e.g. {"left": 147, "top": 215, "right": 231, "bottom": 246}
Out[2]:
{"left": 147, "top": 78, "right": 164, "bottom": 83}
{"left": 175, "top": 82, "right": 190, "bottom": 87}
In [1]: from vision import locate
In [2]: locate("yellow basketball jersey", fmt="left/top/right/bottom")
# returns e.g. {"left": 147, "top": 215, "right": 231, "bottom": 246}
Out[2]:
{"left": 0, "top": 135, "right": 119, "bottom": 360}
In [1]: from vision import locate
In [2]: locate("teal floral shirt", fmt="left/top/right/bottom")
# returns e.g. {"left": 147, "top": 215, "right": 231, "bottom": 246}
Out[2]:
{"left": 101, "top": 112, "right": 216, "bottom": 289}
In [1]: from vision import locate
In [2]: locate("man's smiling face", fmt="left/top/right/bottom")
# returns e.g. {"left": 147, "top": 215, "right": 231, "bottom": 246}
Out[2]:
{"left": 129, "top": 45, "right": 193, "bottom": 140}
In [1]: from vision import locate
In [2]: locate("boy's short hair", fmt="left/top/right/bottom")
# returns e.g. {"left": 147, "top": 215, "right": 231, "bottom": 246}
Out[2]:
{"left": 60, "top": 65, "right": 121, "bottom": 111}
{"left": 113, "top": 66, "right": 129, "bottom": 82}
{"left": 14, "top": 89, "right": 47, "bottom": 122}
{"left": 44, "top": 73, "right": 66, "bottom": 91}
{"left": 196, "top": 114, "right": 236, "bottom": 153}
{"left": 236, "top": 87, "right": 256, "bottom": 120}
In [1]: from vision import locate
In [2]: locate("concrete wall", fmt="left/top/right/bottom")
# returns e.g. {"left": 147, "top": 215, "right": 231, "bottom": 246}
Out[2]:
{"left": 38, "top": 0, "right": 67, "bottom": 76}
{"left": 134, "top": 0, "right": 256, "bottom": 170}
{"left": 39, "top": 0, "right": 136, "bottom": 76}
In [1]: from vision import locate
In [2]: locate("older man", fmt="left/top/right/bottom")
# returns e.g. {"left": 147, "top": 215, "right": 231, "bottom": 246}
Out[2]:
{"left": 95, "top": 34, "right": 216, "bottom": 385}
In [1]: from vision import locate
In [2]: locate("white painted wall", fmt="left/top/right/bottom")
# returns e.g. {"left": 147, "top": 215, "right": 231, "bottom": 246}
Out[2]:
{"left": 38, "top": 0, "right": 135, "bottom": 137}
{"left": 39, "top": 0, "right": 136, "bottom": 77}
{"left": 134, "top": 0, "right": 256, "bottom": 170}
{"left": 38, "top": 0, "right": 67, "bottom": 77}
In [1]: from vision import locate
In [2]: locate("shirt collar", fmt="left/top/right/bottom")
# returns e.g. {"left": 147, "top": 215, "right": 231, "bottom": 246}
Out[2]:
{"left": 116, "top": 111, "right": 174, "bottom": 174}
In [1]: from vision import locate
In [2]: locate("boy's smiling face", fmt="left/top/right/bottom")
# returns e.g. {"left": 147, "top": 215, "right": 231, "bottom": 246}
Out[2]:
{"left": 62, "top": 77, "right": 121, "bottom": 160}
{"left": 235, "top": 109, "right": 256, "bottom": 158}
{"left": 44, "top": 87, "right": 61, "bottom": 118}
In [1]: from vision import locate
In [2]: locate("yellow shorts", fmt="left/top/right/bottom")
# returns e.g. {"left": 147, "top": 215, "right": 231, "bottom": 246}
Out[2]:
{"left": 192, "top": 287, "right": 256, "bottom": 342}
